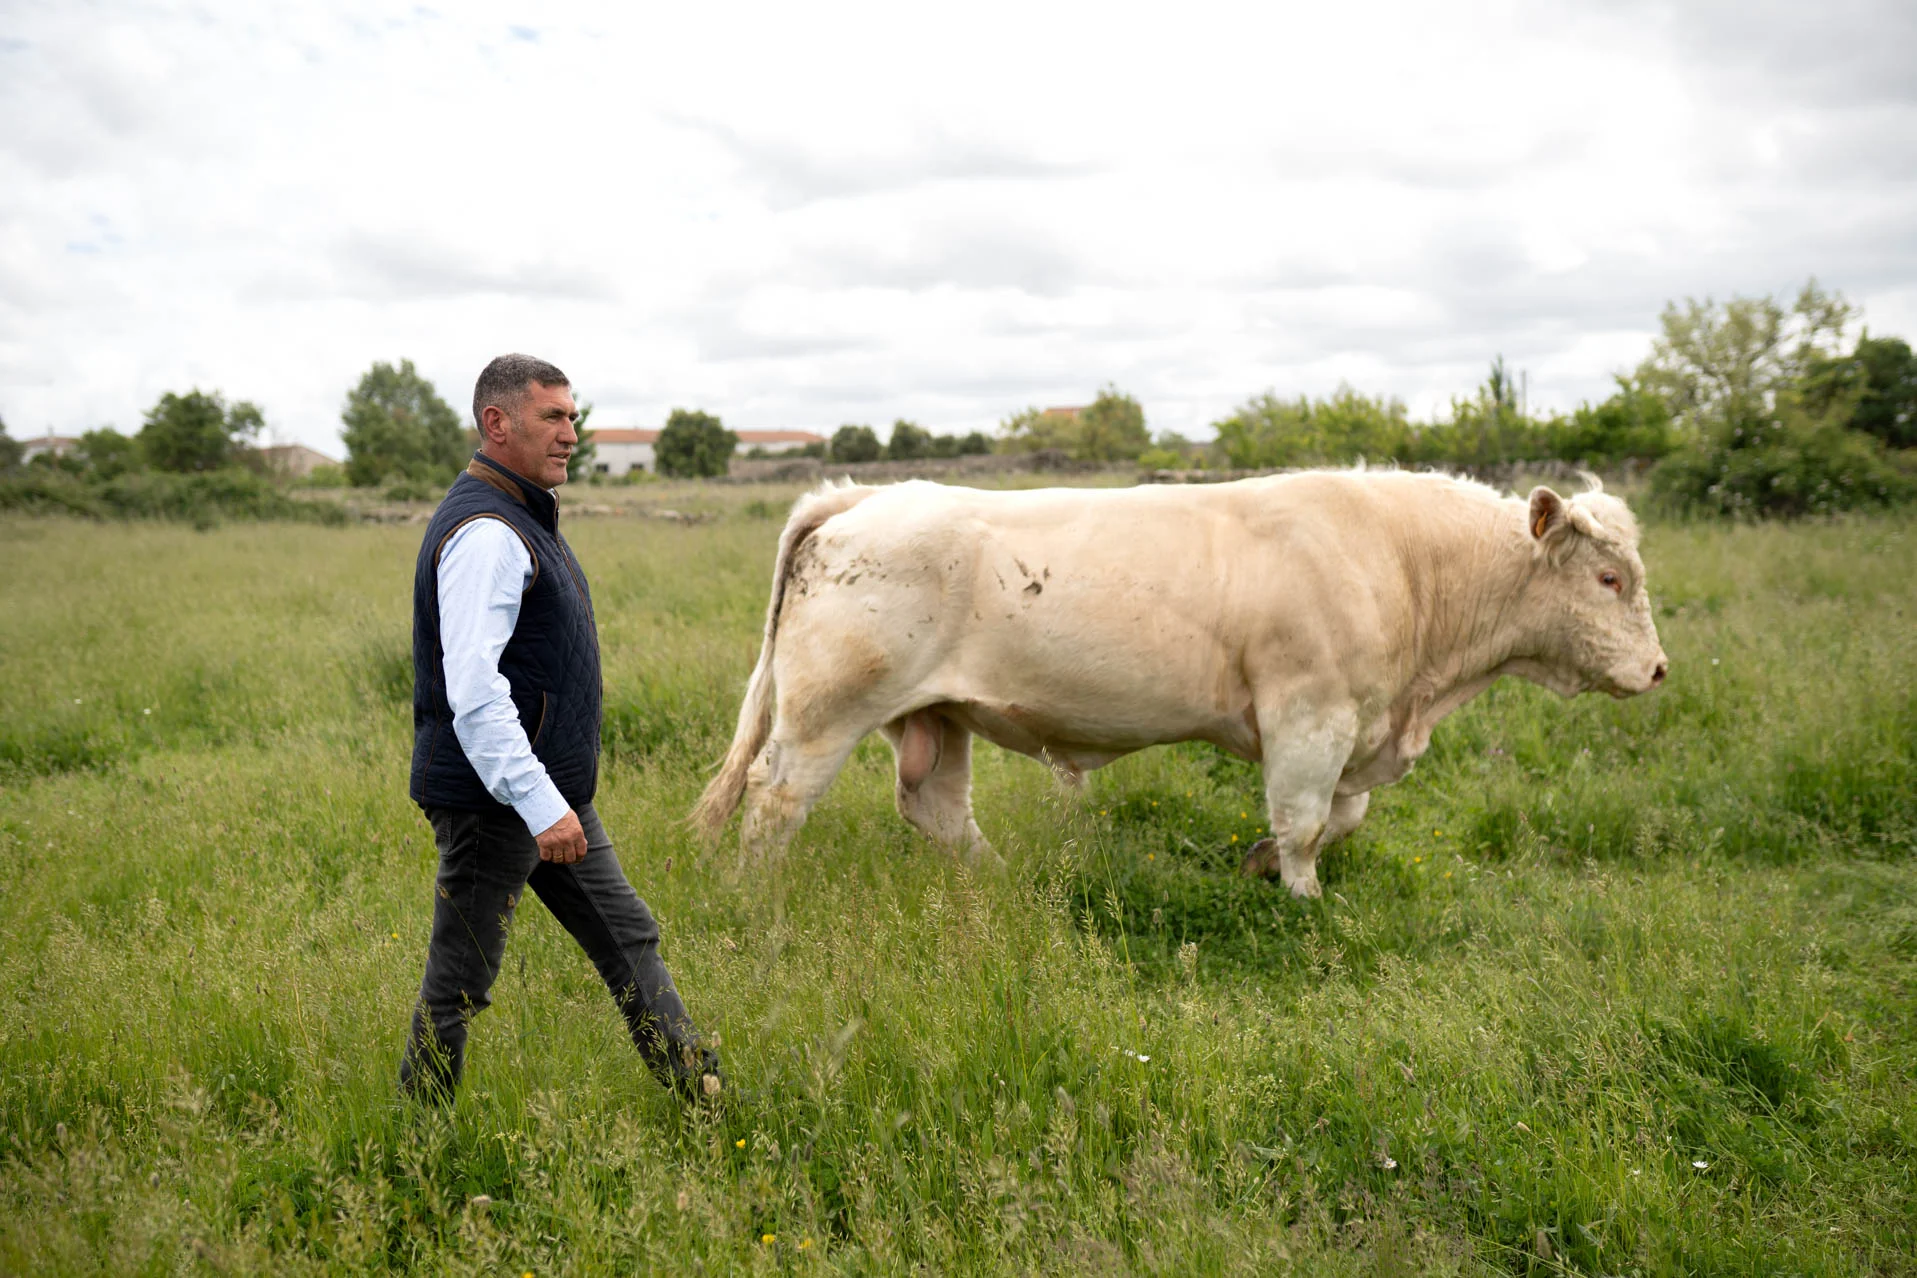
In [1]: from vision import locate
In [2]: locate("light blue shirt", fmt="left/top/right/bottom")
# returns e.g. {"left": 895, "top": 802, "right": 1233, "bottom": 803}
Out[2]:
{"left": 436, "top": 517, "right": 572, "bottom": 837}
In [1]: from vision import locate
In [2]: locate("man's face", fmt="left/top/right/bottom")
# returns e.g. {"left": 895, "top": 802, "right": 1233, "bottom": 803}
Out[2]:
{"left": 483, "top": 381, "right": 578, "bottom": 489}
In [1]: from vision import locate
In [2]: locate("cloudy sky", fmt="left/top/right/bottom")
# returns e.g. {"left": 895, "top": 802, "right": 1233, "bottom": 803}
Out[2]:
{"left": 3, "top": 0, "right": 1914, "bottom": 455}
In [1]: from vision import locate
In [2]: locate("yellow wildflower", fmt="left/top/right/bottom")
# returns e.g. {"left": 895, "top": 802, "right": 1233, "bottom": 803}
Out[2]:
{"left": 762, "top": 1232, "right": 776, "bottom": 1245}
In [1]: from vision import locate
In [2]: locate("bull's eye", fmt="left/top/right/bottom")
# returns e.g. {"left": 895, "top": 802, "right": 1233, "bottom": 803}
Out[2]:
{"left": 1599, "top": 571, "right": 1622, "bottom": 594}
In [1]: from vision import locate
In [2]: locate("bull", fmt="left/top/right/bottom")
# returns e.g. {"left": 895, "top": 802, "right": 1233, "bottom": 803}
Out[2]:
{"left": 693, "top": 470, "right": 1666, "bottom": 898}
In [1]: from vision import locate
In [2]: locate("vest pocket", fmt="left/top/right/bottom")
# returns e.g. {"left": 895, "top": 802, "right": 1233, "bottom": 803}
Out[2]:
{"left": 511, "top": 689, "right": 550, "bottom": 748}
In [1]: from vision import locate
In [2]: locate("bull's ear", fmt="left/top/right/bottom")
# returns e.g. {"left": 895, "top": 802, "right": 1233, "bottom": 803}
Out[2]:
{"left": 1527, "top": 487, "right": 1568, "bottom": 542}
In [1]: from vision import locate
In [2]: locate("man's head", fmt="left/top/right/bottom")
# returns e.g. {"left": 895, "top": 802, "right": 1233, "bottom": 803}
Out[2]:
{"left": 473, "top": 354, "right": 578, "bottom": 489}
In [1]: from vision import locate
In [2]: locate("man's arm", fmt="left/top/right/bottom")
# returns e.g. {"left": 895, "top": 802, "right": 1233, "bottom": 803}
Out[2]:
{"left": 437, "top": 518, "right": 587, "bottom": 864}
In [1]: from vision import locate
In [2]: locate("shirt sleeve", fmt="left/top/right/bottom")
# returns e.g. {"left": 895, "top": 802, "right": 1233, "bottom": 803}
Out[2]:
{"left": 436, "top": 518, "right": 572, "bottom": 837}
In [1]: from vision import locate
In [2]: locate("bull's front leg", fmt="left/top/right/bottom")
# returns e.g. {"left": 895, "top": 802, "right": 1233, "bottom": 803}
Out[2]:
{"left": 1241, "top": 703, "right": 1357, "bottom": 899}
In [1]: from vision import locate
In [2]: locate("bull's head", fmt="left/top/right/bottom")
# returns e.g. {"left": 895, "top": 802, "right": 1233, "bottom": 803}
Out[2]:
{"left": 1512, "top": 483, "right": 1667, "bottom": 699}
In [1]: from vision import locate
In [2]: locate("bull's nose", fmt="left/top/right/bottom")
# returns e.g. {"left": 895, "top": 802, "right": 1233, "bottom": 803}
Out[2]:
{"left": 1650, "top": 660, "right": 1667, "bottom": 686}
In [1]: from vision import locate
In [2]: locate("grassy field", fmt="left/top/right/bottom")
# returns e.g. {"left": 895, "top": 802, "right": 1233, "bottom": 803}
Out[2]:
{"left": 1, "top": 485, "right": 1913, "bottom": 1274}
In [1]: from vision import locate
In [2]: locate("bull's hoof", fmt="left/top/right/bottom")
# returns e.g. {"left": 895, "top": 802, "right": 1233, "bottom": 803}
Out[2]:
{"left": 963, "top": 838, "right": 1005, "bottom": 871}
{"left": 1239, "top": 837, "right": 1279, "bottom": 878}
{"left": 1286, "top": 874, "right": 1323, "bottom": 900}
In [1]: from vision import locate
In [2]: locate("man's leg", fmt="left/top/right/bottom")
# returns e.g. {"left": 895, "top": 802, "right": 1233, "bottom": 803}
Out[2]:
{"left": 398, "top": 807, "right": 539, "bottom": 1102}
{"left": 527, "top": 803, "right": 719, "bottom": 1096}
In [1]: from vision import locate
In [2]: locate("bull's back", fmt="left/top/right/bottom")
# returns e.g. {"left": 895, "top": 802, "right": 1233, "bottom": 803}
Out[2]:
{"left": 783, "top": 479, "right": 1383, "bottom": 738}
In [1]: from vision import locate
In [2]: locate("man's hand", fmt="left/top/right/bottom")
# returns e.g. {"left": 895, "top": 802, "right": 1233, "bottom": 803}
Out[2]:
{"left": 536, "top": 809, "right": 588, "bottom": 864}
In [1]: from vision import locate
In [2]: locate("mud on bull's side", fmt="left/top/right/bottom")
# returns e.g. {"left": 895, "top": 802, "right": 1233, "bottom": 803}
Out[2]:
{"left": 693, "top": 468, "right": 1666, "bottom": 899}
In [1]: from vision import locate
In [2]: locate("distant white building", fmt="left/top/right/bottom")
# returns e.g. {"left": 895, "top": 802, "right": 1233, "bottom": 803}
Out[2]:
{"left": 258, "top": 444, "right": 340, "bottom": 477}
{"left": 589, "top": 428, "right": 825, "bottom": 477}
{"left": 19, "top": 432, "right": 80, "bottom": 463}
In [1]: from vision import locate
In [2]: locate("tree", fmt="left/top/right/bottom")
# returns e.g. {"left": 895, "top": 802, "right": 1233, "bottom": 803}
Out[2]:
{"left": 340, "top": 359, "right": 466, "bottom": 487}
{"left": 1545, "top": 380, "right": 1675, "bottom": 465}
{"left": 995, "top": 406, "right": 1079, "bottom": 455}
{"left": 1138, "top": 430, "right": 1204, "bottom": 471}
{"left": 1214, "top": 385, "right": 1411, "bottom": 468}
{"left": 1410, "top": 362, "right": 1551, "bottom": 467}
{"left": 1074, "top": 385, "right": 1150, "bottom": 461}
{"left": 75, "top": 427, "right": 142, "bottom": 479}
{"left": 139, "top": 390, "right": 263, "bottom": 473}
{"left": 829, "top": 424, "right": 881, "bottom": 463}
{"left": 655, "top": 409, "right": 736, "bottom": 477}
{"left": 926, "top": 430, "right": 989, "bottom": 459}
{"left": 998, "top": 388, "right": 1150, "bottom": 461}
{"left": 1843, "top": 335, "right": 1917, "bottom": 450}
{"left": 1649, "top": 399, "right": 1911, "bottom": 518}
{"left": 886, "top": 419, "right": 933, "bottom": 460}
{"left": 567, "top": 401, "right": 598, "bottom": 483}
{"left": 1636, "top": 280, "right": 1853, "bottom": 432}
{"left": 0, "top": 414, "right": 23, "bottom": 473}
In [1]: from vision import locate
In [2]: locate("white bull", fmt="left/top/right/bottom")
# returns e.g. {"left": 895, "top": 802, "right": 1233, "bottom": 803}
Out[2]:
{"left": 693, "top": 469, "right": 1666, "bottom": 897}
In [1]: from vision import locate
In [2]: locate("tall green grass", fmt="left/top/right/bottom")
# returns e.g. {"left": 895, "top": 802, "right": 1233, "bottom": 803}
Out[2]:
{"left": 1, "top": 500, "right": 1912, "bottom": 1273}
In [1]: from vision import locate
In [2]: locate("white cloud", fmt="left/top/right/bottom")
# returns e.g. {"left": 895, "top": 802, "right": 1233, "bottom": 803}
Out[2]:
{"left": 1, "top": 0, "right": 1913, "bottom": 452}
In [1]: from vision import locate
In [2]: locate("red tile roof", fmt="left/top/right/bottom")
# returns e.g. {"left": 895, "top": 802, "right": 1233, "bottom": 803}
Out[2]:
{"left": 737, "top": 429, "right": 826, "bottom": 444}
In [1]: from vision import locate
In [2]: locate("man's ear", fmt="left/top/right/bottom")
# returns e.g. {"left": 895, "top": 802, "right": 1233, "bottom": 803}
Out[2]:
{"left": 479, "top": 403, "right": 511, "bottom": 445}
{"left": 1528, "top": 487, "right": 1569, "bottom": 543}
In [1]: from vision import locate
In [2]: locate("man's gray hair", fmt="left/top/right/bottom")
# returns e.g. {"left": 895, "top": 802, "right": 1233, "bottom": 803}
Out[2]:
{"left": 473, "top": 354, "right": 570, "bottom": 428}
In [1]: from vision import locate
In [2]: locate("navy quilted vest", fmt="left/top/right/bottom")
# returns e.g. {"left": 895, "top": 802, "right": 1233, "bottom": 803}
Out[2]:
{"left": 409, "top": 453, "right": 602, "bottom": 813}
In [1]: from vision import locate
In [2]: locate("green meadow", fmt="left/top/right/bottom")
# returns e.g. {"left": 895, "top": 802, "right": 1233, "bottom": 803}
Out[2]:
{"left": 1, "top": 486, "right": 1913, "bottom": 1274}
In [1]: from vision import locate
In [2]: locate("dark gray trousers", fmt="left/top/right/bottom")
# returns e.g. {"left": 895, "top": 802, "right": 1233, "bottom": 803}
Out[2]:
{"left": 399, "top": 801, "right": 706, "bottom": 1100}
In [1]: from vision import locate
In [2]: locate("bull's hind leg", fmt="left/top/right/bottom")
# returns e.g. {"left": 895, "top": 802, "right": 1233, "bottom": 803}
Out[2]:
{"left": 881, "top": 709, "right": 996, "bottom": 864}
{"left": 1322, "top": 791, "right": 1370, "bottom": 846}
{"left": 739, "top": 717, "right": 867, "bottom": 869}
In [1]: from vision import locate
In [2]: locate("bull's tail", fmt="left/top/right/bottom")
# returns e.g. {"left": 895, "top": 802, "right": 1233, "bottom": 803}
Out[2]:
{"left": 691, "top": 481, "right": 879, "bottom": 843}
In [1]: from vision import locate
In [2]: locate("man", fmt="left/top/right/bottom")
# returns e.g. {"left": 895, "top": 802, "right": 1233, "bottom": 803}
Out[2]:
{"left": 400, "top": 353, "right": 720, "bottom": 1102}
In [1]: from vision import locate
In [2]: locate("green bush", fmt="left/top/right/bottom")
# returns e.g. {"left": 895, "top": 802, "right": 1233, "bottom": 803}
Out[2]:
{"left": 1000, "top": 386, "right": 1151, "bottom": 462}
{"left": 381, "top": 477, "right": 440, "bottom": 503}
{"left": 1544, "top": 381, "right": 1677, "bottom": 465}
{"left": 885, "top": 419, "right": 933, "bottom": 460}
{"left": 340, "top": 359, "right": 467, "bottom": 487}
{"left": 139, "top": 390, "right": 263, "bottom": 473}
{"left": 655, "top": 408, "right": 737, "bottom": 478}
{"left": 1650, "top": 407, "right": 1913, "bottom": 518}
{"left": 296, "top": 463, "right": 348, "bottom": 489}
{"left": 1215, "top": 385, "right": 1413, "bottom": 468}
{"left": 0, "top": 468, "right": 347, "bottom": 525}
{"left": 829, "top": 423, "right": 881, "bottom": 463}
